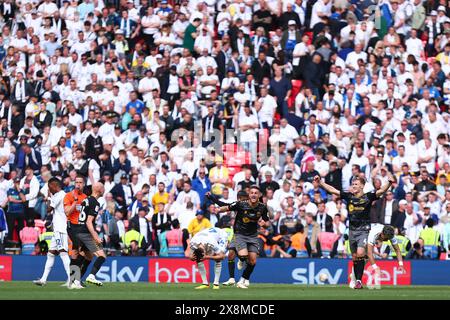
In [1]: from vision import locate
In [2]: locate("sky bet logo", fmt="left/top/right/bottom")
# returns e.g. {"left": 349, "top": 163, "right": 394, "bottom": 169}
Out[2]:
{"left": 96, "top": 260, "right": 144, "bottom": 282}
{"left": 291, "top": 262, "right": 343, "bottom": 284}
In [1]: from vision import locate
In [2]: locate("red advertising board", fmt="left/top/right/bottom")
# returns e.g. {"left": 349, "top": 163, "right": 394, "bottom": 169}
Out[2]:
{"left": 148, "top": 259, "right": 210, "bottom": 283}
{"left": 0, "top": 256, "right": 12, "bottom": 281}
{"left": 347, "top": 260, "right": 411, "bottom": 285}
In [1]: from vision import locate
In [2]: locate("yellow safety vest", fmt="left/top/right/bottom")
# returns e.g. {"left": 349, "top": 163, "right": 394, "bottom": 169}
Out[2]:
{"left": 223, "top": 227, "right": 234, "bottom": 242}
{"left": 420, "top": 228, "right": 440, "bottom": 246}
{"left": 122, "top": 230, "right": 144, "bottom": 248}
{"left": 39, "top": 232, "right": 53, "bottom": 247}
{"left": 389, "top": 235, "right": 410, "bottom": 257}
{"left": 345, "top": 240, "right": 351, "bottom": 255}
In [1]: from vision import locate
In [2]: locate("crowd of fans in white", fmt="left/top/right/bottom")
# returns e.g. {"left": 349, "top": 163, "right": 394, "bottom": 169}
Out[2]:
{"left": 0, "top": 0, "right": 449, "bottom": 259}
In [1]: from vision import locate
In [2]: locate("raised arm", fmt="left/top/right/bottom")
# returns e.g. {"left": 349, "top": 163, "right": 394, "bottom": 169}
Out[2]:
{"left": 375, "top": 172, "right": 395, "bottom": 198}
{"left": 314, "top": 175, "right": 340, "bottom": 196}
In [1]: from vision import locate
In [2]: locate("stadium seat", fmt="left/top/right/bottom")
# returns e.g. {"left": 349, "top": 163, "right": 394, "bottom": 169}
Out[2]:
{"left": 318, "top": 232, "right": 340, "bottom": 258}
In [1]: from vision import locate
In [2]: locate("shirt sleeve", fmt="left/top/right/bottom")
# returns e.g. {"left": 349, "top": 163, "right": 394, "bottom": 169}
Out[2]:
{"left": 229, "top": 201, "right": 241, "bottom": 211}
{"left": 367, "top": 191, "right": 378, "bottom": 202}
{"left": 339, "top": 191, "right": 350, "bottom": 202}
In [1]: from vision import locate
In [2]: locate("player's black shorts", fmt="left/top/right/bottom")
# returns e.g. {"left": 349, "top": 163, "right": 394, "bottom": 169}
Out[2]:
{"left": 349, "top": 228, "right": 370, "bottom": 253}
{"left": 234, "top": 233, "right": 260, "bottom": 254}
{"left": 77, "top": 232, "right": 103, "bottom": 253}
{"left": 67, "top": 225, "right": 80, "bottom": 250}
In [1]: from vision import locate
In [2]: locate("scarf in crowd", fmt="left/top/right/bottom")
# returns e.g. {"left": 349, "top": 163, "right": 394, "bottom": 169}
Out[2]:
{"left": 427, "top": 21, "right": 441, "bottom": 45}
{"left": 15, "top": 80, "right": 26, "bottom": 102}
{"left": 120, "top": 18, "right": 131, "bottom": 38}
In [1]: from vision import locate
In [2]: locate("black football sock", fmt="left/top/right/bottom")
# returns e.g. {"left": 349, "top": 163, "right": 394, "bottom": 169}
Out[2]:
{"left": 228, "top": 260, "right": 235, "bottom": 279}
{"left": 70, "top": 256, "right": 83, "bottom": 275}
{"left": 242, "top": 264, "right": 255, "bottom": 280}
{"left": 355, "top": 259, "right": 366, "bottom": 281}
{"left": 80, "top": 258, "right": 92, "bottom": 278}
{"left": 90, "top": 257, "right": 106, "bottom": 276}
{"left": 238, "top": 255, "right": 248, "bottom": 263}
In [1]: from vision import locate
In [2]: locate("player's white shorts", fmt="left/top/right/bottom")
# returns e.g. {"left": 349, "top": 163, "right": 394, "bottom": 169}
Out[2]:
{"left": 49, "top": 232, "right": 69, "bottom": 251}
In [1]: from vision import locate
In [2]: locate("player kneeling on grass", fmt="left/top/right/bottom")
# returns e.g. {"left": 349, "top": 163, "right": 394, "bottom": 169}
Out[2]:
{"left": 34, "top": 178, "right": 71, "bottom": 287}
{"left": 189, "top": 227, "right": 229, "bottom": 290}
{"left": 75, "top": 182, "right": 107, "bottom": 287}
{"left": 367, "top": 224, "right": 406, "bottom": 287}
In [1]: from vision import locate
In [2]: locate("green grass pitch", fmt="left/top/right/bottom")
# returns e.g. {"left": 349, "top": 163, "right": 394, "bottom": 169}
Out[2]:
{"left": 1, "top": 282, "right": 450, "bottom": 300}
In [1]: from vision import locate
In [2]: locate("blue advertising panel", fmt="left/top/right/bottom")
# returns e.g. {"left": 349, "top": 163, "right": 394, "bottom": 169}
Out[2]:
{"left": 5, "top": 256, "right": 450, "bottom": 285}
{"left": 410, "top": 260, "right": 450, "bottom": 285}
{"left": 217, "top": 258, "right": 349, "bottom": 284}
{"left": 11, "top": 256, "right": 148, "bottom": 282}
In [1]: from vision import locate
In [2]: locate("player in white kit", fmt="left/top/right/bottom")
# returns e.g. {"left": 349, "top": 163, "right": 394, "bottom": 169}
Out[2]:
{"left": 33, "top": 178, "right": 72, "bottom": 288}
{"left": 189, "top": 227, "right": 229, "bottom": 290}
{"left": 365, "top": 224, "right": 406, "bottom": 288}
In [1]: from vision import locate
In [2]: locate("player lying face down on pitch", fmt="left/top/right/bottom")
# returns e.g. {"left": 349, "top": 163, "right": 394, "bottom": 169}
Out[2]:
{"left": 366, "top": 224, "right": 406, "bottom": 286}
{"left": 315, "top": 173, "right": 395, "bottom": 289}
{"left": 189, "top": 227, "right": 229, "bottom": 289}
{"left": 217, "top": 186, "right": 270, "bottom": 289}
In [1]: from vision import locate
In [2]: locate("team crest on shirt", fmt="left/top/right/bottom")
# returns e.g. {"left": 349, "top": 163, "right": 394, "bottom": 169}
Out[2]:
{"left": 242, "top": 217, "right": 250, "bottom": 223}
{"left": 349, "top": 204, "right": 354, "bottom": 212}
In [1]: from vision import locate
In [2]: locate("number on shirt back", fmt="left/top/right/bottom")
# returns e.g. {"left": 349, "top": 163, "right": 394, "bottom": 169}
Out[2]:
{"left": 78, "top": 202, "right": 87, "bottom": 223}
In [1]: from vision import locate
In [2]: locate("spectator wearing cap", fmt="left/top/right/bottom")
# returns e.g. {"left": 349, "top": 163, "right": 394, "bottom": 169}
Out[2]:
{"left": 187, "top": 209, "right": 212, "bottom": 237}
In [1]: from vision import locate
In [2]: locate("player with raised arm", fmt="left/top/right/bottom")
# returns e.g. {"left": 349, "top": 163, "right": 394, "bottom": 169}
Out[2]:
{"left": 189, "top": 227, "right": 229, "bottom": 290}
{"left": 314, "top": 173, "right": 394, "bottom": 289}
{"left": 206, "top": 190, "right": 249, "bottom": 286}
{"left": 217, "top": 185, "right": 270, "bottom": 289}
{"left": 76, "top": 182, "right": 107, "bottom": 286}
{"left": 64, "top": 175, "right": 89, "bottom": 288}
{"left": 33, "top": 178, "right": 71, "bottom": 287}
{"left": 367, "top": 224, "right": 406, "bottom": 288}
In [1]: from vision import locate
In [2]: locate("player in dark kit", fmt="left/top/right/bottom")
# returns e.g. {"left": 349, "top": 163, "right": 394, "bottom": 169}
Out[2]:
{"left": 217, "top": 186, "right": 269, "bottom": 289}
{"left": 315, "top": 174, "right": 394, "bottom": 289}
{"left": 207, "top": 190, "right": 249, "bottom": 286}
{"left": 76, "top": 182, "right": 107, "bottom": 286}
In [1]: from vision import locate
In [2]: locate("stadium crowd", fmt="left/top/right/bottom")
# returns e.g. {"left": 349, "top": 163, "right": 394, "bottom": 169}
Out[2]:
{"left": 0, "top": 0, "right": 449, "bottom": 260}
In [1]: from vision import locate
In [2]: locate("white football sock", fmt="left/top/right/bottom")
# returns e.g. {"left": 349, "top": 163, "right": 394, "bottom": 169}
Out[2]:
{"left": 213, "top": 261, "right": 222, "bottom": 285}
{"left": 60, "top": 252, "right": 71, "bottom": 282}
{"left": 197, "top": 261, "right": 208, "bottom": 285}
{"left": 40, "top": 253, "right": 55, "bottom": 282}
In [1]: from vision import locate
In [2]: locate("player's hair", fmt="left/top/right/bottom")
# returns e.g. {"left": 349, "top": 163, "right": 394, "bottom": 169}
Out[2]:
{"left": 382, "top": 225, "right": 395, "bottom": 240}
{"left": 249, "top": 185, "right": 261, "bottom": 192}
{"left": 48, "top": 177, "right": 62, "bottom": 188}
{"left": 193, "top": 247, "right": 205, "bottom": 262}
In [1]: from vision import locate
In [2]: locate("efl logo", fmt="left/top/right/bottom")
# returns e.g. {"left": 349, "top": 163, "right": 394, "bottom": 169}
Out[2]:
{"left": 347, "top": 261, "right": 411, "bottom": 286}
{"left": 149, "top": 259, "right": 209, "bottom": 283}
{"left": 0, "top": 256, "right": 12, "bottom": 281}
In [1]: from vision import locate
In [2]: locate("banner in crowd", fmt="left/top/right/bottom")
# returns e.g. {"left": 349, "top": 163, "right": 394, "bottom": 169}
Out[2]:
{"left": 1, "top": 256, "right": 449, "bottom": 285}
